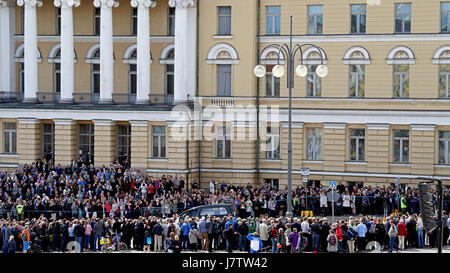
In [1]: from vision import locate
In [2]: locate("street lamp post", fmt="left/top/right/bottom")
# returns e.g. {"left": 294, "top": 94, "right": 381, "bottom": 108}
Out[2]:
{"left": 253, "top": 16, "right": 328, "bottom": 218}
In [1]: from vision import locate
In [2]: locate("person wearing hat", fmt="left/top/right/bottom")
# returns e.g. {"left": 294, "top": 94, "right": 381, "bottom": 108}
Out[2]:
{"left": 246, "top": 232, "right": 263, "bottom": 253}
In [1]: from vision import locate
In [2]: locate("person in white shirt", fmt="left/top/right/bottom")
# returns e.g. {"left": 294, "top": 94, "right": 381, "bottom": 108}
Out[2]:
{"left": 342, "top": 191, "right": 351, "bottom": 216}
{"left": 320, "top": 191, "right": 328, "bottom": 217}
{"left": 245, "top": 199, "right": 253, "bottom": 217}
{"left": 258, "top": 219, "right": 269, "bottom": 247}
{"left": 416, "top": 215, "right": 424, "bottom": 248}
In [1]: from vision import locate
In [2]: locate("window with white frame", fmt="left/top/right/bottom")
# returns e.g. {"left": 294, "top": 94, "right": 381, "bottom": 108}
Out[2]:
{"left": 265, "top": 126, "right": 280, "bottom": 159}
{"left": 152, "top": 126, "right": 166, "bottom": 158}
{"left": 392, "top": 129, "right": 409, "bottom": 163}
{"left": 438, "top": 131, "right": 450, "bottom": 164}
{"left": 395, "top": 3, "right": 411, "bottom": 33}
{"left": 349, "top": 64, "right": 365, "bottom": 97}
{"left": 168, "top": 7, "right": 175, "bottom": 36}
{"left": 265, "top": 65, "right": 280, "bottom": 97}
{"left": 308, "top": 5, "right": 323, "bottom": 35}
{"left": 217, "top": 64, "right": 232, "bottom": 96}
{"left": 94, "top": 7, "right": 101, "bottom": 36}
{"left": 216, "top": 126, "right": 231, "bottom": 158}
{"left": 266, "top": 6, "right": 280, "bottom": 35}
{"left": 131, "top": 7, "right": 138, "bottom": 36}
{"left": 117, "top": 125, "right": 131, "bottom": 162}
{"left": 3, "top": 123, "right": 17, "bottom": 154}
{"left": 165, "top": 49, "right": 175, "bottom": 95}
{"left": 393, "top": 64, "right": 409, "bottom": 98}
{"left": 307, "top": 65, "right": 321, "bottom": 97}
{"left": 350, "top": 4, "right": 366, "bottom": 34}
{"left": 441, "top": 2, "right": 450, "bottom": 32}
{"left": 349, "top": 128, "right": 365, "bottom": 161}
{"left": 129, "top": 49, "right": 137, "bottom": 95}
{"left": 78, "top": 124, "right": 94, "bottom": 162}
{"left": 306, "top": 127, "right": 322, "bottom": 160}
{"left": 439, "top": 64, "right": 450, "bottom": 97}
{"left": 56, "top": 7, "right": 61, "bottom": 35}
{"left": 42, "top": 123, "right": 55, "bottom": 162}
{"left": 54, "top": 49, "right": 61, "bottom": 93}
{"left": 218, "top": 6, "right": 231, "bottom": 35}
{"left": 91, "top": 49, "right": 100, "bottom": 95}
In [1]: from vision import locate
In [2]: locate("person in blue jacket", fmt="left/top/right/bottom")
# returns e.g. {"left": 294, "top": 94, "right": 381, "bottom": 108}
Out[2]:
{"left": 246, "top": 232, "right": 263, "bottom": 253}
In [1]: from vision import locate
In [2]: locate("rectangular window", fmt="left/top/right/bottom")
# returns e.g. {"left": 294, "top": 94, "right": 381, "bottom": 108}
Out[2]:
{"left": 349, "top": 64, "right": 365, "bottom": 97}
{"left": 265, "top": 126, "right": 280, "bottom": 159}
{"left": 266, "top": 6, "right": 281, "bottom": 35}
{"left": 165, "top": 64, "right": 174, "bottom": 95}
{"left": 78, "top": 124, "right": 94, "bottom": 162}
{"left": 439, "top": 64, "right": 450, "bottom": 97}
{"left": 306, "top": 65, "right": 321, "bottom": 97}
{"left": 439, "top": 131, "right": 450, "bottom": 164}
{"left": 350, "top": 4, "right": 366, "bottom": 34}
{"left": 129, "top": 64, "right": 137, "bottom": 94}
{"left": 395, "top": 3, "right": 411, "bottom": 33}
{"left": 218, "top": 6, "right": 231, "bottom": 35}
{"left": 265, "top": 65, "right": 280, "bottom": 96}
{"left": 308, "top": 5, "right": 323, "bottom": 35}
{"left": 306, "top": 127, "right": 322, "bottom": 160}
{"left": 56, "top": 7, "right": 61, "bottom": 35}
{"left": 152, "top": 126, "right": 166, "bottom": 158}
{"left": 21, "top": 7, "right": 25, "bottom": 35}
{"left": 441, "top": 2, "right": 450, "bottom": 32}
{"left": 3, "top": 123, "right": 17, "bottom": 154}
{"left": 393, "top": 64, "right": 409, "bottom": 97}
{"left": 349, "top": 128, "right": 365, "bottom": 161}
{"left": 54, "top": 63, "right": 61, "bottom": 93}
{"left": 94, "top": 8, "right": 101, "bottom": 36}
{"left": 392, "top": 129, "right": 409, "bottom": 163}
{"left": 19, "top": 63, "right": 24, "bottom": 94}
{"left": 168, "top": 7, "right": 175, "bottom": 36}
{"left": 217, "top": 64, "right": 231, "bottom": 96}
{"left": 117, "top": 125, "right": 131, "bottom": 162}
{"left": 131, "top": 7, "right": 138, "bottom": 36}
{"left": 216, "top": 126, "right": 231, "bottom": 158}
{"left": 42, "top": 123, "right": 55, "bottom": 162}
{"left": 92, "top": 64, "right": 100, "bottom": 94}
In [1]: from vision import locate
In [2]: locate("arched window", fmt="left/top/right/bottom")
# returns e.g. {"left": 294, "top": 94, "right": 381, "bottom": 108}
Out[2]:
{"left": 302, "top": 47, "right": 327, "bottom": 97}
{"left": 160, "top": 44, "right": 175, "bottom": 97}
{"left": 207, "top": 43, "right": 239, "bottom": 96}
{"left": 260, "top": 46, "right": 286, "bottom": 97}
{"left": 91, "top": 48, "right": 100, "bottom": 97}
{"left": 433, "top": 46, "right": 450, "bottom": 98}
{"left": 343, "top": 46, "right": 370, "bottom": 97}
{"left": 123, "top": 44, "right": 152, "bottom": 96}
{"left": 387, "top": 46, "right": 415, "bottom": 98}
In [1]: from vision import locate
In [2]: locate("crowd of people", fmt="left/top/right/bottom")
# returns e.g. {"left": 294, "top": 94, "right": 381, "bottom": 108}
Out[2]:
{"left": 0, "top": 157, "right": 449, "bottom": 253}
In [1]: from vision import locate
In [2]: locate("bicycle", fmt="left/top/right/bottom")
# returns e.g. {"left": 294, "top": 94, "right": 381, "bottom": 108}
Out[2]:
{"left": 100, "top": 236, "right": 128, "bottom": 253}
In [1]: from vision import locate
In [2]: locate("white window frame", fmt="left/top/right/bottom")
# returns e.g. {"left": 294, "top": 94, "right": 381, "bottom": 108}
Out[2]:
{"left": 216, "top": 126, "right": 231, "bottom": 159}
{"left": 350, "top": 4, "right": 366, "bottom": 34}
{"left": 117, "top": 125, "right": 131, "bottom": 161}
{"left": 217, "top": 64, "right": 232, "bottom": 96}
{"left": 152, "top": 126, "right": 166, "bottom": 158}
{"left": 349, "top": 64, "right": 365, "bottom": 97}
{"left": 395, "top": 3, "right": 411, "bottom": 33}
{"left": 265, "top": 65, "right": 280, "bottom": 97}
{"left": 393, "top": 64, "right": 409, "bottom": 98}
{"left": 94, "top": 7, "right": 101, "bottom": 36}
{"left": 168, "top": 7, "right": 175, "bottom": 36}
{"left": 265, "top": 126, "right": 280, "bottom": 159}
{"left": 441, "top": 2, "right": 450, "bottom": 32}
{"left": 217, "top": 6, "right": 231, "bottom": 35}
{"left": 349, "top": 128, "right": 365, "bottom": 161}
{"left": 307, "top": 5, "right": 323, "bottom": 35}
{"left": 266, "top": 6, "right": 281, "bottom": 35}
{"left": 131, "top": 7, "right": 138, "bottom": 36}
{"left": 392, "top": 129, "right": 409, "bottom": 163}
{"left": 438, "top": 131, "right": 450, "bottom": 164}
{"left": 306, "top": 127, "right": 322, "bottom": 160}
{"left": 78, "top": 124, "right": 95, "bottom": 161}
{"left": 42, "top": 123, "right": 55, "bottom": 161}
{"left": 3, "top": 123, "right": 17, "bottom": 154}
{"left": 306, "top": 64, "right": 321, "bottom": 97}
{"left": 54, "top": 62, "right": 61, "bottom": 93}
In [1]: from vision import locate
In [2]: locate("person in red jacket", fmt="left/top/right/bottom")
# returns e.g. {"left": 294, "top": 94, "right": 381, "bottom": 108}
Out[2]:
{"left": 334, "top": 223, "right": 347, "bottom": 253}
{"left": 397, "top": 219, "right": 407, "bottom": 250}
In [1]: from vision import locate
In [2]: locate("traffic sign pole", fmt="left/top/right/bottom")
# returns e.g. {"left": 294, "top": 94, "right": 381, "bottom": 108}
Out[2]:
{"left": 331, "top": 186, "right": 335, "bottom": 223}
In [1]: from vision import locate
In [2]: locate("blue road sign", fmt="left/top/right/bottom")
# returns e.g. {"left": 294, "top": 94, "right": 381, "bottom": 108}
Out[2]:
{"left": 329, "top": 181, "right": 336, "bottom": 189}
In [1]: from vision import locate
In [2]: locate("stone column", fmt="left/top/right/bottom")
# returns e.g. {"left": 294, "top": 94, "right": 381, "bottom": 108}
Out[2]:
{"left": 17, "top": 0, "right": 42, "bottom": 103}
{"left": 0, "top": 0, "right": 16, "bottom": 94}
{"left": 93, "top": 119, "right": 116, "bottom": 167}
{"left": 54, "top": 119, "right": 77, "bottom": 166}
{"left": 93, "top": 0, "right": 118, "bottom": 104}
{"left": 130, "top": 120, "right": 148, "bottom": 170}
{"left": 130, "top": 0, "right": 156, "bottom": 104}
{"left": 17, "top": 118, "right": 41, "bottom": 166}
{"left": 54, "top": 0, "right": 79, "bottom": 103}
{"left": 168, "top": 0, "right": 197, "bottom": 103}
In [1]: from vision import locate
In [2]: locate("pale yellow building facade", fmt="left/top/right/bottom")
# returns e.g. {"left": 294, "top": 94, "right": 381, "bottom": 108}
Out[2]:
{"left": 0, "top": 0, "right": 450, "bottom": 188}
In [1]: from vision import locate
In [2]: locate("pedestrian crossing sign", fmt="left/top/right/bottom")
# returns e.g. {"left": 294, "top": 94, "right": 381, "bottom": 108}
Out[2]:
{"left": 329, "top": 181, "right": 336, "bottom": 189}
